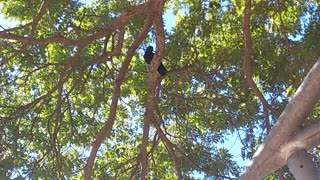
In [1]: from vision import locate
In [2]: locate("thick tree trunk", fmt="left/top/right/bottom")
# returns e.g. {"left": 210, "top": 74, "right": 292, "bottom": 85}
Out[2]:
{"left": 240, "top": 57, "right": 320, "bottom": 179}
{"left": 287, "top": 149, "right": 320, "bottom": 180}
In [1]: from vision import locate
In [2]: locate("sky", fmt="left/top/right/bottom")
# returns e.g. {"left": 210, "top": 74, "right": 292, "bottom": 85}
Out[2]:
{"left": 0, "top": 0, "right": 248, "bottom": 174}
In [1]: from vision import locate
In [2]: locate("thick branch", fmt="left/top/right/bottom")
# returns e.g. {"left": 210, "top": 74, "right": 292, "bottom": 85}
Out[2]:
{"left": 239, "top": 118, "right": 320, "bottom": 179}
{"left": 0, "top": 4, "right": 146, "bottom": 47}
{"left": 30, "top": 0, "right": 50, "bottom": 37}
{"left": 139, "top": 0, "right": 166, "bottom": 179}
{"left": 243, "top": 0, "right": 272, "bottom": 132}
{"left": 240, "top": 57, "right": 320, "bottom": 179}
{"left": 83, "top": 7, "right": 153, "bottom": 179}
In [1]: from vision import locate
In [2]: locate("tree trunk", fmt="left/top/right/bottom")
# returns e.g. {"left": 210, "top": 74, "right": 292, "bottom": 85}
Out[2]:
{"left": 240, "top": 58, "right": 320, "bottom": 179}
{"left": 287, "top": 149, "right": 320, "bottom": 180}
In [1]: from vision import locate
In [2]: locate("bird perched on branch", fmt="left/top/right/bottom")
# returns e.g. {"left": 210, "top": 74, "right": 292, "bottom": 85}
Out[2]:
{"left": 143, "top": 46, "right": 167, "bottom": 76}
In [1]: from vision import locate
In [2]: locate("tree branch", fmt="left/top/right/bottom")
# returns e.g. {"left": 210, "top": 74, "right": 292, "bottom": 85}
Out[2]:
{"left": 0, "top": 50, "right": 82, "bottom": 134}
{"left": 0, "top": 4, "right": 146, "bottom": 47}
{"left": 240, "top": 57, "right": 320, "bottom": 179}
{"left": 152, "top": 118, "right": 183, "bottom": 179}
{"left": 243, "top": 0, "right": 272, "bottom": 132}
{"left": 30, "top": 0, "right": 50, "bottom": 37}
{"left": 83, "top": 4, "right": 153, "bottom": 179}
{"left": 139, "top": 0, "right": 166, "bottom": 178}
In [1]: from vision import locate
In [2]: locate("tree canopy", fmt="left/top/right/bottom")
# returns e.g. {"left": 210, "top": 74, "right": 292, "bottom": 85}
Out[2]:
{"left": 0, "top": 0, "right": 320, "bottom": 179}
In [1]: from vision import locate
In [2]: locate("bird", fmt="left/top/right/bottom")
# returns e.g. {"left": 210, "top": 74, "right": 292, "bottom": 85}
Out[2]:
{"left": 143, "top": 46, "right": 167, "bottom": 76}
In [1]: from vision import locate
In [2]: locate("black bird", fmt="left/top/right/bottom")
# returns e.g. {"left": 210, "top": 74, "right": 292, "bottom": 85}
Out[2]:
{"left": 143, "top": 46, "right": 167, "bottom": 76}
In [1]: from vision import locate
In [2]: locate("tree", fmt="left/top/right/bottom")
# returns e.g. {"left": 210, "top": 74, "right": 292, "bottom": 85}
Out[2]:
{"left": 0, "top": 0, "right": 320, "bottom": 179}
{"left": 240, "top": 57, "right": 320, "bottom": 179}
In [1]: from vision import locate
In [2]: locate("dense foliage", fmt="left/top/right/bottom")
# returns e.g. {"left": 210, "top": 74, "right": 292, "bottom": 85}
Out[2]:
{"left": 0, "top": 0, "right": 319, "bottom": 179}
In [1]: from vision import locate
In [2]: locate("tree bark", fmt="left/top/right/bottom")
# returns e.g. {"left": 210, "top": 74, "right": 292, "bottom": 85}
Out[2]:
{"left": 240, "top": 57, "right": 320, "bottom": 179}
{"left": 287, "top": 149, "right": 320, "bottom": 180}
